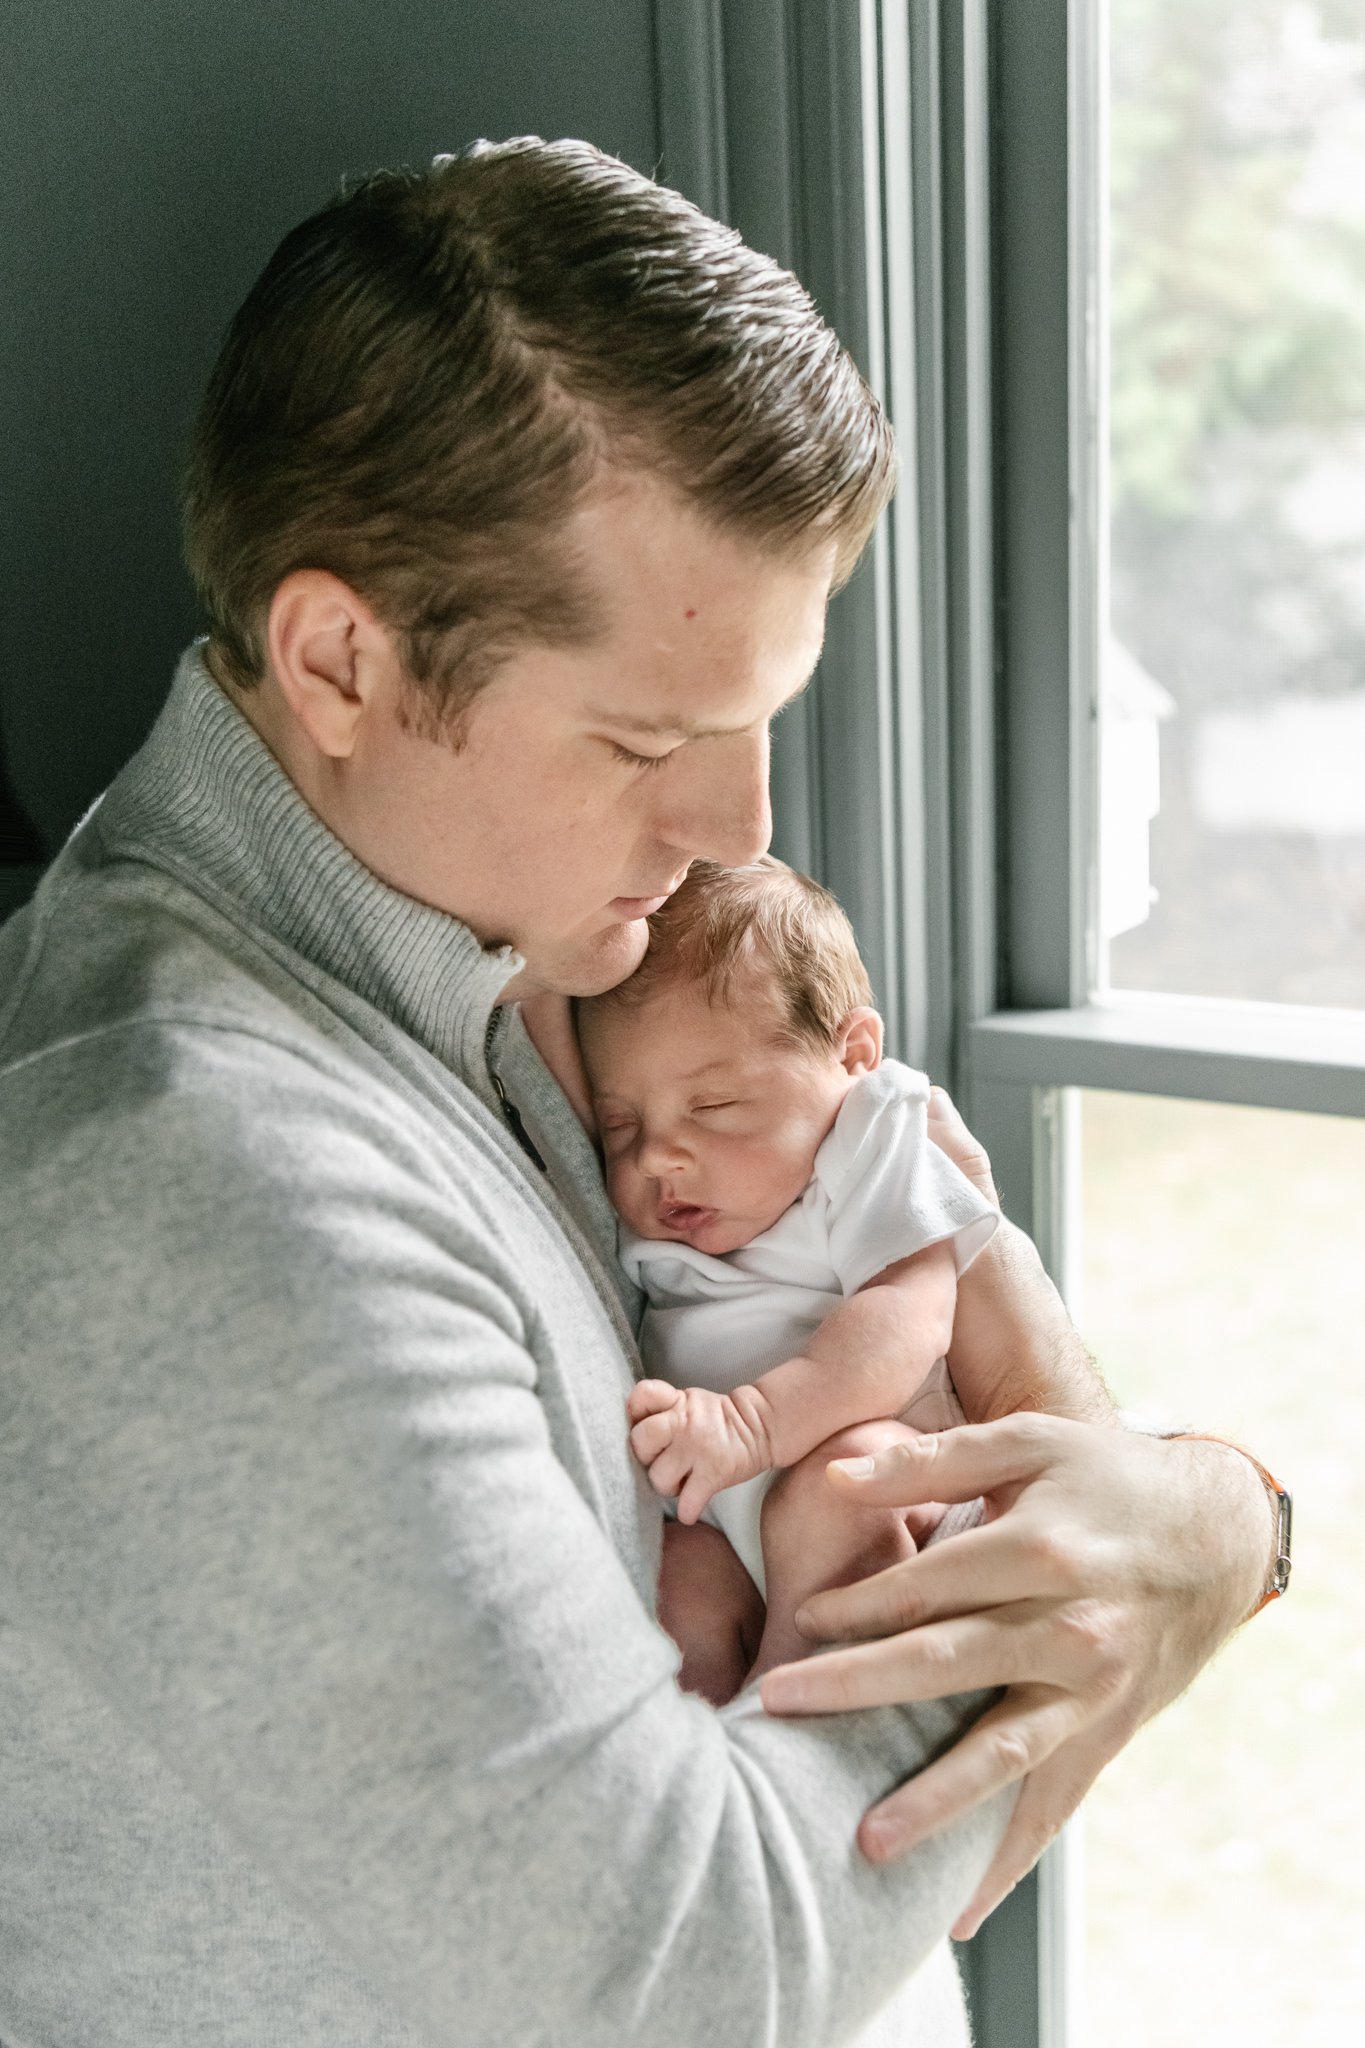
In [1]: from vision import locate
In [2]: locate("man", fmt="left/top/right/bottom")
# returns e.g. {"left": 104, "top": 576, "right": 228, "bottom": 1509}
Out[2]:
{"left": 0, "top": 139, "right": 1276, "bottom": 2046}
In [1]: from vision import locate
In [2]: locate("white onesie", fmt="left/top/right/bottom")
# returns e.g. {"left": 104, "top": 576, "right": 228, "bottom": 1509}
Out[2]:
{"left": 618, "top": 1060, "right": 999, "bottom": 1591}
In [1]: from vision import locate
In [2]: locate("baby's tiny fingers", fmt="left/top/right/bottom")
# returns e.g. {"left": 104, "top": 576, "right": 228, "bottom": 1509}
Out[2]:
{"left": 650, "top": 1443, "right": 696, "bottom": 1502}
{"left": 628, "top": 1379, "right": 683, "bottom": 1421}
{"left": 676, "top": 1473, "right": 716, "bottom": 1523}
{"left": 630, "top": 1411, "right": 680, "bottom": 1464}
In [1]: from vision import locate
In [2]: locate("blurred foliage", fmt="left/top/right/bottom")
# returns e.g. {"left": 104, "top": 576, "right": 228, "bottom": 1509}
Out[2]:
{"left": 1110, "top": 0, "right": 1365, "bottom": 519}
{"left": 1104, "top": 1, "right": 1365, "bottom": 996}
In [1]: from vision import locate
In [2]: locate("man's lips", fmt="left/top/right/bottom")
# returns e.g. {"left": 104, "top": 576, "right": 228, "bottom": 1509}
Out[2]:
{"left": 609, "top": 894, "right": 673, "bottom": 919}
{"left": 609, "top": 872, "right": 690, "bottom": 921}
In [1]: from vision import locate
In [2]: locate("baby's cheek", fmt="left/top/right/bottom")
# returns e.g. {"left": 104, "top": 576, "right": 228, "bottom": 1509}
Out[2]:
{"left": 607, "top": 1161, "right": 649, "bottom": 1232}
{"left": 730, "top": 1141, "right": 809, "bottom": 1230}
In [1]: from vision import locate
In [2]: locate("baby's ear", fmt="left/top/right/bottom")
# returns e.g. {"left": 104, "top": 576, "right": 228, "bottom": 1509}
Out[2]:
{"left": 837, "top": 1007, "right": 884, "bottom": 1077}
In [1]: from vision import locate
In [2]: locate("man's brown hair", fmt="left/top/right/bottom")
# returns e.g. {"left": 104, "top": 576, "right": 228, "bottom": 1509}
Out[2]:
{"left": 587, "top": 856, "right": 874, "bottom": 1050}
{"left": 182, "top": 137, "right": 896, "bottom": 734}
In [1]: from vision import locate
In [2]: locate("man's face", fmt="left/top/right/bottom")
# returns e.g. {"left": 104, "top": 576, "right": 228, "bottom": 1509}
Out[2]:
{"left": 578, "top": 976, "right": 856, "bottom": 1256}
{"left": 339, "top": 476, "right": 834, "bottom": 996}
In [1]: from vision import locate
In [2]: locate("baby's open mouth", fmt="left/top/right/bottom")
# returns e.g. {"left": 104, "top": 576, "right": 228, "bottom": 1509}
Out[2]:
{"left": 658, "top": 1200, "right": 716, "bottom": 1233}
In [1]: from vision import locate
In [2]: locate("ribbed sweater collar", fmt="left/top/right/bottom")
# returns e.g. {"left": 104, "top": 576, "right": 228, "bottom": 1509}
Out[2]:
{"left": 93, "top": 644, "right": 522, "bottom": 1080}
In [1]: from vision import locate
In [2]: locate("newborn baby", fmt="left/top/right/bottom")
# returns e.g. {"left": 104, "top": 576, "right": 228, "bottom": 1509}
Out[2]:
{"left": 576, "top": 856, "right": 997, "bottom": 1702}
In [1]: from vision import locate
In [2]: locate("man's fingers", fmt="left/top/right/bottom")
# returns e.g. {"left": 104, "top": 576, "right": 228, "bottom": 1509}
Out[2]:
{"left": 950, "top": 1736, "right": 1109, "bottom": 1939}
{"left": 855, "top": 1686, "right": 1082, "bottom": 1866}
{"left": 761, "top": 1596, "right": 1100, "bottom": 1716}
{"left": 786, "top": 1518, "right": 1084, "bottom": 1647}
{"left": 926, "top": 1085, "right": 1000, "bottom": 1206}
{"left": 823, "top": 1414, "right": 1066, "bottom": 1509}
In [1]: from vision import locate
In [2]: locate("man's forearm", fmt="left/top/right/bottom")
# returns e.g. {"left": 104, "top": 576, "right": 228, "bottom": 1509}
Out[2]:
{"left": 947, "top": 1219, "right": 1118, "bottom": 1427}
{"left": 947, "top": 1223, "right": 1280, "bottom": 1614}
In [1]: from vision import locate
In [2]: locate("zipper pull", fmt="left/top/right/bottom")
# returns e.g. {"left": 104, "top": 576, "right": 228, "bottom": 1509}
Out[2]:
{"left": 488, "top": 1066, "right": 548, "bottom": 1173}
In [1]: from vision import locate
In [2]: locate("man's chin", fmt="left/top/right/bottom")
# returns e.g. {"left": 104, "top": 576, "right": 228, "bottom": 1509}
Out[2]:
{"left": 519, "top": 916, "right": 651, "bottom": 998}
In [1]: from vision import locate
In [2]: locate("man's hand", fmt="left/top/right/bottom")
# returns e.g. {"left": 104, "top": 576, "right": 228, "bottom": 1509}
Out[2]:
{"left": 759, "top": 1413, "right": 1276, "bottom": 1937}
{"left": 628, "top": 1380, "right": 773, "bottom": 1521}
{"left": 927, "top": 1084, "right": 999, "bottom": 1204}
{"left": 761, "top": 1085, "right": 1275, "bottom": 1936}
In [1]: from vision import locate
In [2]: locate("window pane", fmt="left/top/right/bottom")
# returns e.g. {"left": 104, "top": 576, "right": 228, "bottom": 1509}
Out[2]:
{"left": 1077, "top": 1088, "right": 1365, "bottom": 2045}
{"left": 1100, "top": 1, "right": 1365, "bottom": 1008}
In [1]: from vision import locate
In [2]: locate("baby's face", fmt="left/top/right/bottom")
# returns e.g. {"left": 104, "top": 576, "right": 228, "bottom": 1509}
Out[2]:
{"left": 578, "top": 976, "right": 859, "bottom": 1256}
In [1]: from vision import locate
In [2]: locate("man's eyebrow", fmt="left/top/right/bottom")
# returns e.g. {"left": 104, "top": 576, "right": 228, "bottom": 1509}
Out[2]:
{"left": 586, "top": 670, "right": 817, "bottom": 741}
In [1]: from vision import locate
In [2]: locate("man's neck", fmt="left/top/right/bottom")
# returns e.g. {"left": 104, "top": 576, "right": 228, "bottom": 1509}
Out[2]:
{"left": 516, "top": 992, "right": 597, "bottom": 1136}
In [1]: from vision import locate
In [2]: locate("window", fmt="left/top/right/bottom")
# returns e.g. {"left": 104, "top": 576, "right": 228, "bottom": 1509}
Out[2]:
{"left": 1078, "top": 1089, "right": 1365, "bottom": 2048}
{"left": 661, "top": 4, "right": 1362, "bottom": 2040}
{"left": 936, "top": 3, "right": 1365, "bottom": 2043}
{"left": 1103, "top": 0, "right": 1365, "bottom": 1013}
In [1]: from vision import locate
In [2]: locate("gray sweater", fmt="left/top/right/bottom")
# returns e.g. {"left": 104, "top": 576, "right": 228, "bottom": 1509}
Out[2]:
{"left": 0, "top": 647, "right": 1007, "bottom": 2047}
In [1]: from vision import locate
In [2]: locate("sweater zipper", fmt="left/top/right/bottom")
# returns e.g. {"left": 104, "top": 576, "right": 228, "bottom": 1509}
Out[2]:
{"left": 484, "top": 1010, "right": 548, "bottom": 1172}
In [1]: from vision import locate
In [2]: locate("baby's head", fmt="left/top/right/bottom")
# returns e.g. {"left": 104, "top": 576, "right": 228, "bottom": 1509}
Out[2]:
{"left": 578, "top": 857, "right": 883, "bottom": 1254}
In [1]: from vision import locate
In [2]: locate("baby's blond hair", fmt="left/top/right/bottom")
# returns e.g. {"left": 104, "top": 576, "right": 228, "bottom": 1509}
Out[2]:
{"left": 589, "top": 856, "right": 873, "bottom": 1049}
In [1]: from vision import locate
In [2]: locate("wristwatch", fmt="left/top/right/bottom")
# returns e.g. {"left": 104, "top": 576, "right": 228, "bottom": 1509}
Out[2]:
{"left": 1121, "top": 1415, "right": 1292, "bottom": 1618}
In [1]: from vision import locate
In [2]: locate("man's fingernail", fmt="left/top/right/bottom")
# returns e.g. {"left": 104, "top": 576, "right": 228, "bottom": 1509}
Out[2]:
{"left": 830, "top": 1455, "right": 875, "bottom": 1477}
{"left": 793, "top": 1605, "right": 814, "bottom": 1635}
{"left": 761, "top": 1671, "right": 807, "bottom": 1713}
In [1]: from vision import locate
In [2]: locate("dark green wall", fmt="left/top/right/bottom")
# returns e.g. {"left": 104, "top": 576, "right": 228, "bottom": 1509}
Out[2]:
{"left": 0, "top": 0, "right": 659, "bottom": 866}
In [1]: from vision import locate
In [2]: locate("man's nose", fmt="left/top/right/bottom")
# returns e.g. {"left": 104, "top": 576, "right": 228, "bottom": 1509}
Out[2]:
{"left": 664, "top": 727, "right": 771, "bottom": 868}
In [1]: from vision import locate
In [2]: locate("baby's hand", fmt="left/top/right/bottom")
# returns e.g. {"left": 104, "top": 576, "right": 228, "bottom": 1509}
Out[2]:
{"left": 627, "top": 1380, "right": 773, "bottom": 1522}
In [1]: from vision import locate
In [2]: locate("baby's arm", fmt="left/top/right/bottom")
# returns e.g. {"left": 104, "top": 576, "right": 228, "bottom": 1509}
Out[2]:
{"left": 628, "top": 1239, "right": 959, "bottom": 1521}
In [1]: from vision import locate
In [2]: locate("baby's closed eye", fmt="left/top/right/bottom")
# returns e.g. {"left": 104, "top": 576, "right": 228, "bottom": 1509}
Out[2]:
{"left": 598, "top": 1119, "right": 639, "bottom": 1149}
{"left": 593, "top": 1101, "right": 638, "bottom": 1130}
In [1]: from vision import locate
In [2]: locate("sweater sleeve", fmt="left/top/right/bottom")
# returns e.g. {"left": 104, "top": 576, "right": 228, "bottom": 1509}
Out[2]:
{"left": 0, "top": 1026, "right": 1010, "bottom": 2048}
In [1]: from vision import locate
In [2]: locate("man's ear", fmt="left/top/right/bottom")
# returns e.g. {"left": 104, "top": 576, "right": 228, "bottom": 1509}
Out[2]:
{"left": 265, "top": 569, "right": 399, "bottom": 760}
{"left": 836, "top": 1006, "right": 883, "bottom": 1077}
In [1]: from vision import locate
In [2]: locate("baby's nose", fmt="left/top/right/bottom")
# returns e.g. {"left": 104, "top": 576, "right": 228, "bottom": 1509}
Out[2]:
{"left": 637, "top": 1128, "right": 689, "bottom": 1178}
